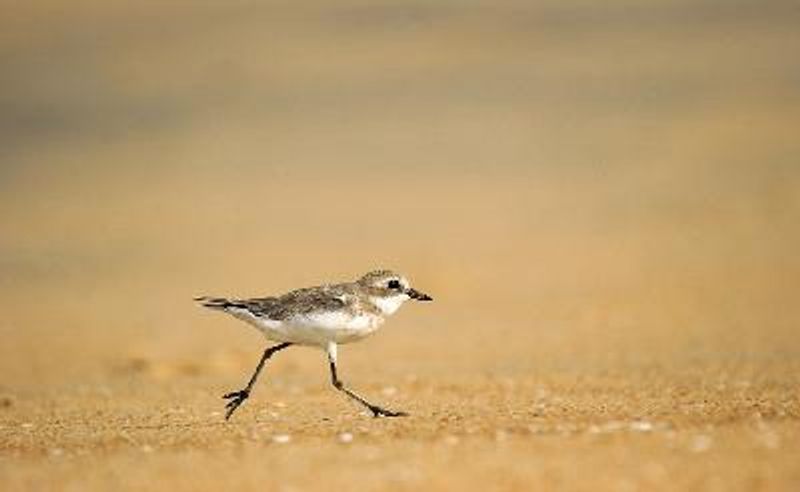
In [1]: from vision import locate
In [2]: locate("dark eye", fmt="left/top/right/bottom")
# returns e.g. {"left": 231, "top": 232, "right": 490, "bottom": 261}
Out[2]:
{"left": 387, "top": 279, "right": 401, "bottom": 290}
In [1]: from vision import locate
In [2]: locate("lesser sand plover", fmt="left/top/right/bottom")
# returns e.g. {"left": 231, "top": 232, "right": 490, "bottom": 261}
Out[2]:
{"left": 195, "top": 270, "right": 432, "bottom": 420}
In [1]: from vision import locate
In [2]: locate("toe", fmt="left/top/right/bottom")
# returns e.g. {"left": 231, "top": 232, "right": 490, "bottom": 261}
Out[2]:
{"left": 223, "top": 390, "right": 247, "bottom": 400}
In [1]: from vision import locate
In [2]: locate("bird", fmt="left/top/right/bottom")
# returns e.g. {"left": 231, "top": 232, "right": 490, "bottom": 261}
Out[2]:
{"left": 195, "top": 269, "right": 433, "bottom": 420}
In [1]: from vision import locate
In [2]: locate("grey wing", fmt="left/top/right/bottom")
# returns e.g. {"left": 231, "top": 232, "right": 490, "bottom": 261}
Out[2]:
{"left": 256, "top": 286, "right": 349, "bottom": 320}
{"left": 196, "top": 284, "right": 351, "bottom": 321}
{"left": 199, "top": 286, "right": 347, "bottom": 321}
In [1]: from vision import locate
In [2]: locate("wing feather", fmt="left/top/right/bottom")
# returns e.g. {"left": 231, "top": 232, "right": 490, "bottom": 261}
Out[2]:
{"left": 196, "top": 285, "right": 351, "bottom": 321}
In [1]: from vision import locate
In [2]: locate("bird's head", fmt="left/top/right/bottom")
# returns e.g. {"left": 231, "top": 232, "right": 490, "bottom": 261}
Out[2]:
{"left": 357, "top": 269, "right": 433, "bottom": 315}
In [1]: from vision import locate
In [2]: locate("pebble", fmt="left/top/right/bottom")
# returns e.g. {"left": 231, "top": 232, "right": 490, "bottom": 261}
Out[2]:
{"left": 602, "top": 421, "right": 625, "bottom": 432}
{"left": 629, "top": 421, "right": 654, "bottom": 432}
{"left": 338, "top": 432, "right": 354, "bottom": 443}
{"left": 534, "top": 388, "right": 550, "bottom": 399}
{"left": 556, "top": 423, "right": 577, "bottom": 435}
{"left": 759, "top": 431, "right": 780, "bottom": 450}
{"left": 690, "top": 435, "right": 713, "bottom": 453}
{"left": 527, "top": 424, "right": 545, "bottom": 434}
{"left": 754, "top": 420, "right": 780, "bottom": 450}
{"left": 443, "top": 435, "right": 460, "bottom": 445}
{"left": 272, "top": 434, "right": 291, "bottom": 444}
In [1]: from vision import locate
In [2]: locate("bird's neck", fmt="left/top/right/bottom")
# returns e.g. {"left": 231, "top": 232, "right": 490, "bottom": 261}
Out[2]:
{"left": 368, "top": 294, "right": 408, "bottom": 316}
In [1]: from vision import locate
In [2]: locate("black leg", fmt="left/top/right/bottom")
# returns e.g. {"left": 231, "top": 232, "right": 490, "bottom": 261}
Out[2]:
{"left": 223, "top": 342, "right": 292, "bottom": 420}
{"left": 328, "top": 360, "right": 407, "bottom": 418}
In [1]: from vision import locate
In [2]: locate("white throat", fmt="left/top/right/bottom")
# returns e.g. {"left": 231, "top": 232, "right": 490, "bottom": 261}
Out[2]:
{"left": 371, "top": 294, "right": 408, "bottom": 316}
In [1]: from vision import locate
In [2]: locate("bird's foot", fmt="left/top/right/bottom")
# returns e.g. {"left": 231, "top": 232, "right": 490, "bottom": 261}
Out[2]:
{"left": 368, "top": 405, "right": 408, "bottom": 418}
{"left": 222, "top": 389, "right": 249, "bottom": 420}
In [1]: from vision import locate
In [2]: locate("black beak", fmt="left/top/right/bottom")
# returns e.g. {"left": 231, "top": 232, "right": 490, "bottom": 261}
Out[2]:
{"left": 406, "top": 288, "right": 433, "bottom": 301}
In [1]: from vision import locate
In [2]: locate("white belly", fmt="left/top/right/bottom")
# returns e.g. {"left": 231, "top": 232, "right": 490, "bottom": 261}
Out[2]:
{"left": 253, "top": 310, "right": 384, "bottom": 346}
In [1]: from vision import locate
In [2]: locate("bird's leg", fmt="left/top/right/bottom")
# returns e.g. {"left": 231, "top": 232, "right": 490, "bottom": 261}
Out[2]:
{"left": 326, "top": 342, "right": 407, "bottom": 418}
{"left": 223, "top": 342, "right": 292, "bottom": 420}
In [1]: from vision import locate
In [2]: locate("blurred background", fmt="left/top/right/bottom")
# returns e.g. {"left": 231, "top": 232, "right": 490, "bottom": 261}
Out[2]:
{"left": 1, "top": 1, "right": 799, "bottom": 488}
{"left": 3, "top": 0, "right": 798, "bottom": 381}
